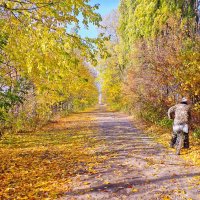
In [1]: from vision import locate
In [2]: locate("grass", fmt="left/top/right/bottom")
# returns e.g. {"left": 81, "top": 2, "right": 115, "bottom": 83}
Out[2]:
{"left": 0, "top": 110, "right": 104, "bottom": 199}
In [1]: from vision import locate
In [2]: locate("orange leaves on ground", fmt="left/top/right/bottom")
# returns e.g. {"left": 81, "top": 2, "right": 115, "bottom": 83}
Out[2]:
{"left": 0, "top": 112, "right": 101, "bottom": 199}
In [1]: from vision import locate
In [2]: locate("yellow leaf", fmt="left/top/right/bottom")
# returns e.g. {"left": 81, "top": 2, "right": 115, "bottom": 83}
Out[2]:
{"left": 162, "top": 196, "right": 171, "bottom": 200}
{"left": 131, "top": 188, "right": 138, "bottom": 192}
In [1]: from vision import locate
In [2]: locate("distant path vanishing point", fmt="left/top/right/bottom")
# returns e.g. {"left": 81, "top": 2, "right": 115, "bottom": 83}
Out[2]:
{"left": 62, "top": 106, "right": 200, "bottom": 200}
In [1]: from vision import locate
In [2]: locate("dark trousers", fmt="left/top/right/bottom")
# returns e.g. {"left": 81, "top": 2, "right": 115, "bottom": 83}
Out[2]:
{"left": 170, "top": 132, "right": 189, "bottom": 148}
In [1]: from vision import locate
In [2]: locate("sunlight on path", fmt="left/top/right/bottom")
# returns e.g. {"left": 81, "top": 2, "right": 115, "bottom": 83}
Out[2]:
{"left": 62, "top": 106, "right": 200, "bottom": 200}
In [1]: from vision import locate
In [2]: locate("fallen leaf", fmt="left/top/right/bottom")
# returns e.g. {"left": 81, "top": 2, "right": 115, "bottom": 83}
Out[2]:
{"left": 131, "top": 188, "right": 138, "bottom": 192}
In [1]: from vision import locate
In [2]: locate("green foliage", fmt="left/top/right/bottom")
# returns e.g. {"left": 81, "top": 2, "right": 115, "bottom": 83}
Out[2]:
{"left": 158, "top": 117, "right": 173, "bottom": 128}
{"left": 0, "top": 78, "right": 30, "bottom": 122}
{"left": 0, "top": 33, "right": 7, "bottom": 50}
{"left": 0, "top": 78, "right": 29, "bottom": 109}
{"left": 193, "top": 128, "right": 200, "bottom": 139}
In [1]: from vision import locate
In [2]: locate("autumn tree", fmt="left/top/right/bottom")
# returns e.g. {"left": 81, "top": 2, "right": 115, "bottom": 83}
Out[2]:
{"left": 0, "top": 0, "right": 104, "bottom": 133}
{"left": 101, "top": 0, "right": 200, "bottom": 128}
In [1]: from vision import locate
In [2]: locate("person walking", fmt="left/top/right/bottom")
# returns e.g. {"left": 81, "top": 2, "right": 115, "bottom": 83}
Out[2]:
{"left": 168, "top": 97, "right": 191, "bottom": 149}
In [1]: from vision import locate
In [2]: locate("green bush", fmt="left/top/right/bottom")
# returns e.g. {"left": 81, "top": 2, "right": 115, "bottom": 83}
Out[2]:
{"left": 158, "top": 117, "right": 173, "bottom": 128}
{"left": 193, "top": 128, "right": 200, "bottom": 139}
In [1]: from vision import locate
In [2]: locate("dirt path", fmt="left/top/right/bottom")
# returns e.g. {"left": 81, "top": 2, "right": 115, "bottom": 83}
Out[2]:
{"left": 62, "top": 106, "right": 200, "bottom": 200}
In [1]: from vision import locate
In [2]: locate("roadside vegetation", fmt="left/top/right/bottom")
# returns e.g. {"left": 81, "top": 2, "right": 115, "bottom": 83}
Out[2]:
{"left": 99, "top": 0, "right": 200, "bottom": 143}
{"left": 0, "top": 0, "right": 107, "bottom": 136}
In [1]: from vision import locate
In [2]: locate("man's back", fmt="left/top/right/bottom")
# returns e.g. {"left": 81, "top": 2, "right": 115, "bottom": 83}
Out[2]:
{"left": 168, "top": 103, "right": 191, "bottom": 125}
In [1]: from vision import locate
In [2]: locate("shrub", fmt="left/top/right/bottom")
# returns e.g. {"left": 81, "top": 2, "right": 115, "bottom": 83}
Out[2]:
{"left": 193, "top": 128, "right": 200, "bottom": 139}
{"left": 158, "top": 117, "right": 173, "bottom": 128}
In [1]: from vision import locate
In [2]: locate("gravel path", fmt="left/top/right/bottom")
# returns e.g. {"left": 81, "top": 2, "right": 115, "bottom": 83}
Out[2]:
{"left": 62, "top": 106, "right": 200, "bottom": 200}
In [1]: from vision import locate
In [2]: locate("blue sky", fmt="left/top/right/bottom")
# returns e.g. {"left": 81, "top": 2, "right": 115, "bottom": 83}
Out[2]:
{"left": 79, "top": 0, "right": 120, "bottom": 38}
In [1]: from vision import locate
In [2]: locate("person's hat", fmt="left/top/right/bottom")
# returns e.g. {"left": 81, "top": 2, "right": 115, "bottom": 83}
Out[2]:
{"left": 181, "top": 97, "right": 188, "bottom": 103}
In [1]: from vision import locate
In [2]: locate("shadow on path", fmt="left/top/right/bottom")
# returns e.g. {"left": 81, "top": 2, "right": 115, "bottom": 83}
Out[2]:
{"left": 61, "top": 106, "right": 200, "bottom": 200}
